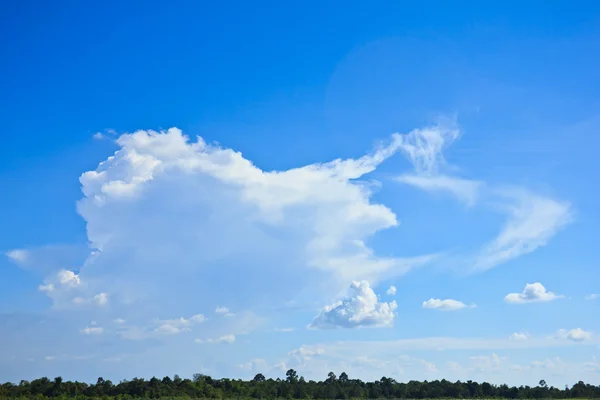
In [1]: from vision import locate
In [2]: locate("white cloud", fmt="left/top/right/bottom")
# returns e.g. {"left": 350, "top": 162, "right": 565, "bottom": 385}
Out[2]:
{"left": 509, "top": 332, "right": 529, "bottom": 341}
{"left": 422, "top": 298, "right": 474, "bottom": 311}
{"left": 556, "top": 328, "right": 592, "bottom": 342}
{"left": 154, "top": 314, "right": 206, "bottom": 335}
{"left": 396, "top": 175, "right": 481, "bottom": 206}
{"left": 215, "top": 306, "right": 230, "bottom": 314}
{"left": 81, "top": 325, "right": 103, "bottom": 335}
{"left": 308, "top": 280, "right": 397, "bottom": 329}
{"left": 57, "top": 270, "right": 81, "bottom": 286}
{"left": 113, "top": 318, "right": 126, "bottom": 324}
{"left": 475, "top": 190, "right": 572, "bottom": 271}
{"left": 38, "top": 283, "right": 55, "bottom": 293}
{"left": 36, "top": 127, "right": 438, "bottom": 320}
{"left": 5, "top": 249, "right": 29, "bottom": 263}
{"left": 585, "top": 294, "right": 599, "bottom": 300}
{"left": 93, "top": 132, "right": 105, "bottom": 140}
{"left": 289, "top": 346, "right": 325, "bottom": 361}
{"left": 392, "top": 124, "right": 571, "bottom": 270}
{"left": 386, "top": 285, "right": 397, "bottom": 296}
{"left": 396, "top": 123, "right": 460, "bottom": 175}
{"left": 195, "top": 334, "right": 236, "bottom": 344}
{"left": 504, "top": 282, "right": 563, "bottom": 304}
{"left": 94, "top": 292, "right": 108, "bottom": 305}
{"left": 394, "top": 123, "right": 481, "bottom": 205}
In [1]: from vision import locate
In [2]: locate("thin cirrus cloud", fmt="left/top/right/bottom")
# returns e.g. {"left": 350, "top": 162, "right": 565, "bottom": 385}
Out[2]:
{"left": 394, "top": 122, "right": 482, "bottom": 206}
{"left": 504, "top": 282, "right": 563, "bottom": 304}
{"left": 422, "top": 298, "right": 475, "bottom": 311}
{"left": 392, "top": 122, "right": 572, "bottom": 273}
{"left": 473, "top": 189, "right": 572, "bottom": 272}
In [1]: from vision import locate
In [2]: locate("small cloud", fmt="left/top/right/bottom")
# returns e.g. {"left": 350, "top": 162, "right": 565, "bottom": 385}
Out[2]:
{"left": 93, "top": 129, "right": 117, "bottom": 140}
{"left": 585, "top": 294, "right": 599, "bottom": 301}
{"left": 57, "top": 269, "right": 81, "bottom": 286}
{"left": 386, "top": 285, "right": 397, "bottom": 296}
{"left": 422, "top": 298, "right": 474, "bottom": 311}
{"left": 556, "top": 328, "right": 592, "bottom": 342}
{"left": 38, "top": 283, "right": 55, "bottom": 293}
{"left": 81, "top": 325, "right": 103, "bottom": 335}
{"left": 44, "top": 356, "right": 56, "bottom": 361}
{"left": 510, "top": 332, "right": 529, "bottom": 341}
{"left": 93, "top": 292, "right": 108, "bottom": 306}
{"left": 308, "top": 280, "right": 397, "bottom": 329}
{"left": 289, "top": 346, "right": 325, "bottom": 361}
{"left": 195, "top": 334, "right": 236, "bottom": 344}
{"left": 215, "top": 306, "right": 235, "bottom": 317}
{"left": 113, "top": 318, "right": 126, "bottom": 324}
{"left": 5, "top": 249, "right": 29, "bottom": 263}
{"left": 505, "top": 282, "right": 563, "bottom": 304}
{"left": 154, "top": 313, "right": 206, "bottom": 335}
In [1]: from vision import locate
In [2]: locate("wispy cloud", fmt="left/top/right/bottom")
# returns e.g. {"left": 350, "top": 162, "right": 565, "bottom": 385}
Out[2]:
{"left": 475, "top": 189, "right": 572, "bottom": 271}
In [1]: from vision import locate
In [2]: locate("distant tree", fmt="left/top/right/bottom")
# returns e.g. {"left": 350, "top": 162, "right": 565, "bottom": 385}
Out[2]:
{"left": 286, "top": 369, "right": 298, "bottom": 384}
{"left": 253, "top": 373, "right": 266, "bottom": 383}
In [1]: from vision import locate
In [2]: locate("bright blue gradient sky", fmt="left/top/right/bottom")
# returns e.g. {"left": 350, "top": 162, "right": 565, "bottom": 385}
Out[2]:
{"left": 1, "top": 0, "right": 600, "bottom": 387}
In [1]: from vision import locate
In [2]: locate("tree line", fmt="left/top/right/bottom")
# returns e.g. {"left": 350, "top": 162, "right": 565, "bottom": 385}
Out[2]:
{"left": 1, "top": 370, "right": 599, "bottom": 399}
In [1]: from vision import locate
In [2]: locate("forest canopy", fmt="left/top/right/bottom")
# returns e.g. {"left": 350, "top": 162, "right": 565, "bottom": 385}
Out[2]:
{"left": 1, "top": 371, "right": 599, "bottom": 399}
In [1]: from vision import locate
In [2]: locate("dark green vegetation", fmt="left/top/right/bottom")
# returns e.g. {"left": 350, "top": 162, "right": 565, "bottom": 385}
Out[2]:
{"left": 1, "top": 372, "right": 599, "bottom": 399}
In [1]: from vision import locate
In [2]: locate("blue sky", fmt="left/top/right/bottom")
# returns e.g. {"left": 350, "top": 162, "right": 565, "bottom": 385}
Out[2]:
{"left": 1, "top": 0, "right": 600, "bottom": 387}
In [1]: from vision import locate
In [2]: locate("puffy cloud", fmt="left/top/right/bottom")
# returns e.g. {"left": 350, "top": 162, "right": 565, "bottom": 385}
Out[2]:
{"left": 308, "top": 280, "right": 397, "bottom": 329}
{"left": 113, "top": 318, "right": 126, "bottom": 324}
{"left": 93, "top": 293, "right": 108, "bottom": 306}
{"left": 422, "top": 298, "right": 474, "bottom": 311}
{"left": 556, "top": 328, "right": 592, "bottom": 342}
{"left": 31, "top": 127, "right": 436, "bottom": 322}
{"left": 195, "top": 334, "right": 236, "bottom": 344}
{"left": 509, "top": 332, "right": 529, "bottom": 341}
{"left": 386, "top": 285, "right": 397, "bottom": 296}
{"left": 504, "top": 282, "right": 563, "bottom": 304}
{"left": 57, "top": 270, "right": 81, "bottom": 287}
{"left": 475, "top": 190, "right": 572, "bottom": 271}
{"left": 215, "top": 306, "right": 229, "bottom": 314}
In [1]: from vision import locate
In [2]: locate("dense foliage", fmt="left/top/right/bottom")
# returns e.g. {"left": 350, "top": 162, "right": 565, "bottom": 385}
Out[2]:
{"left": 1, "top": 371, "right": 599, "bottom": 399}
